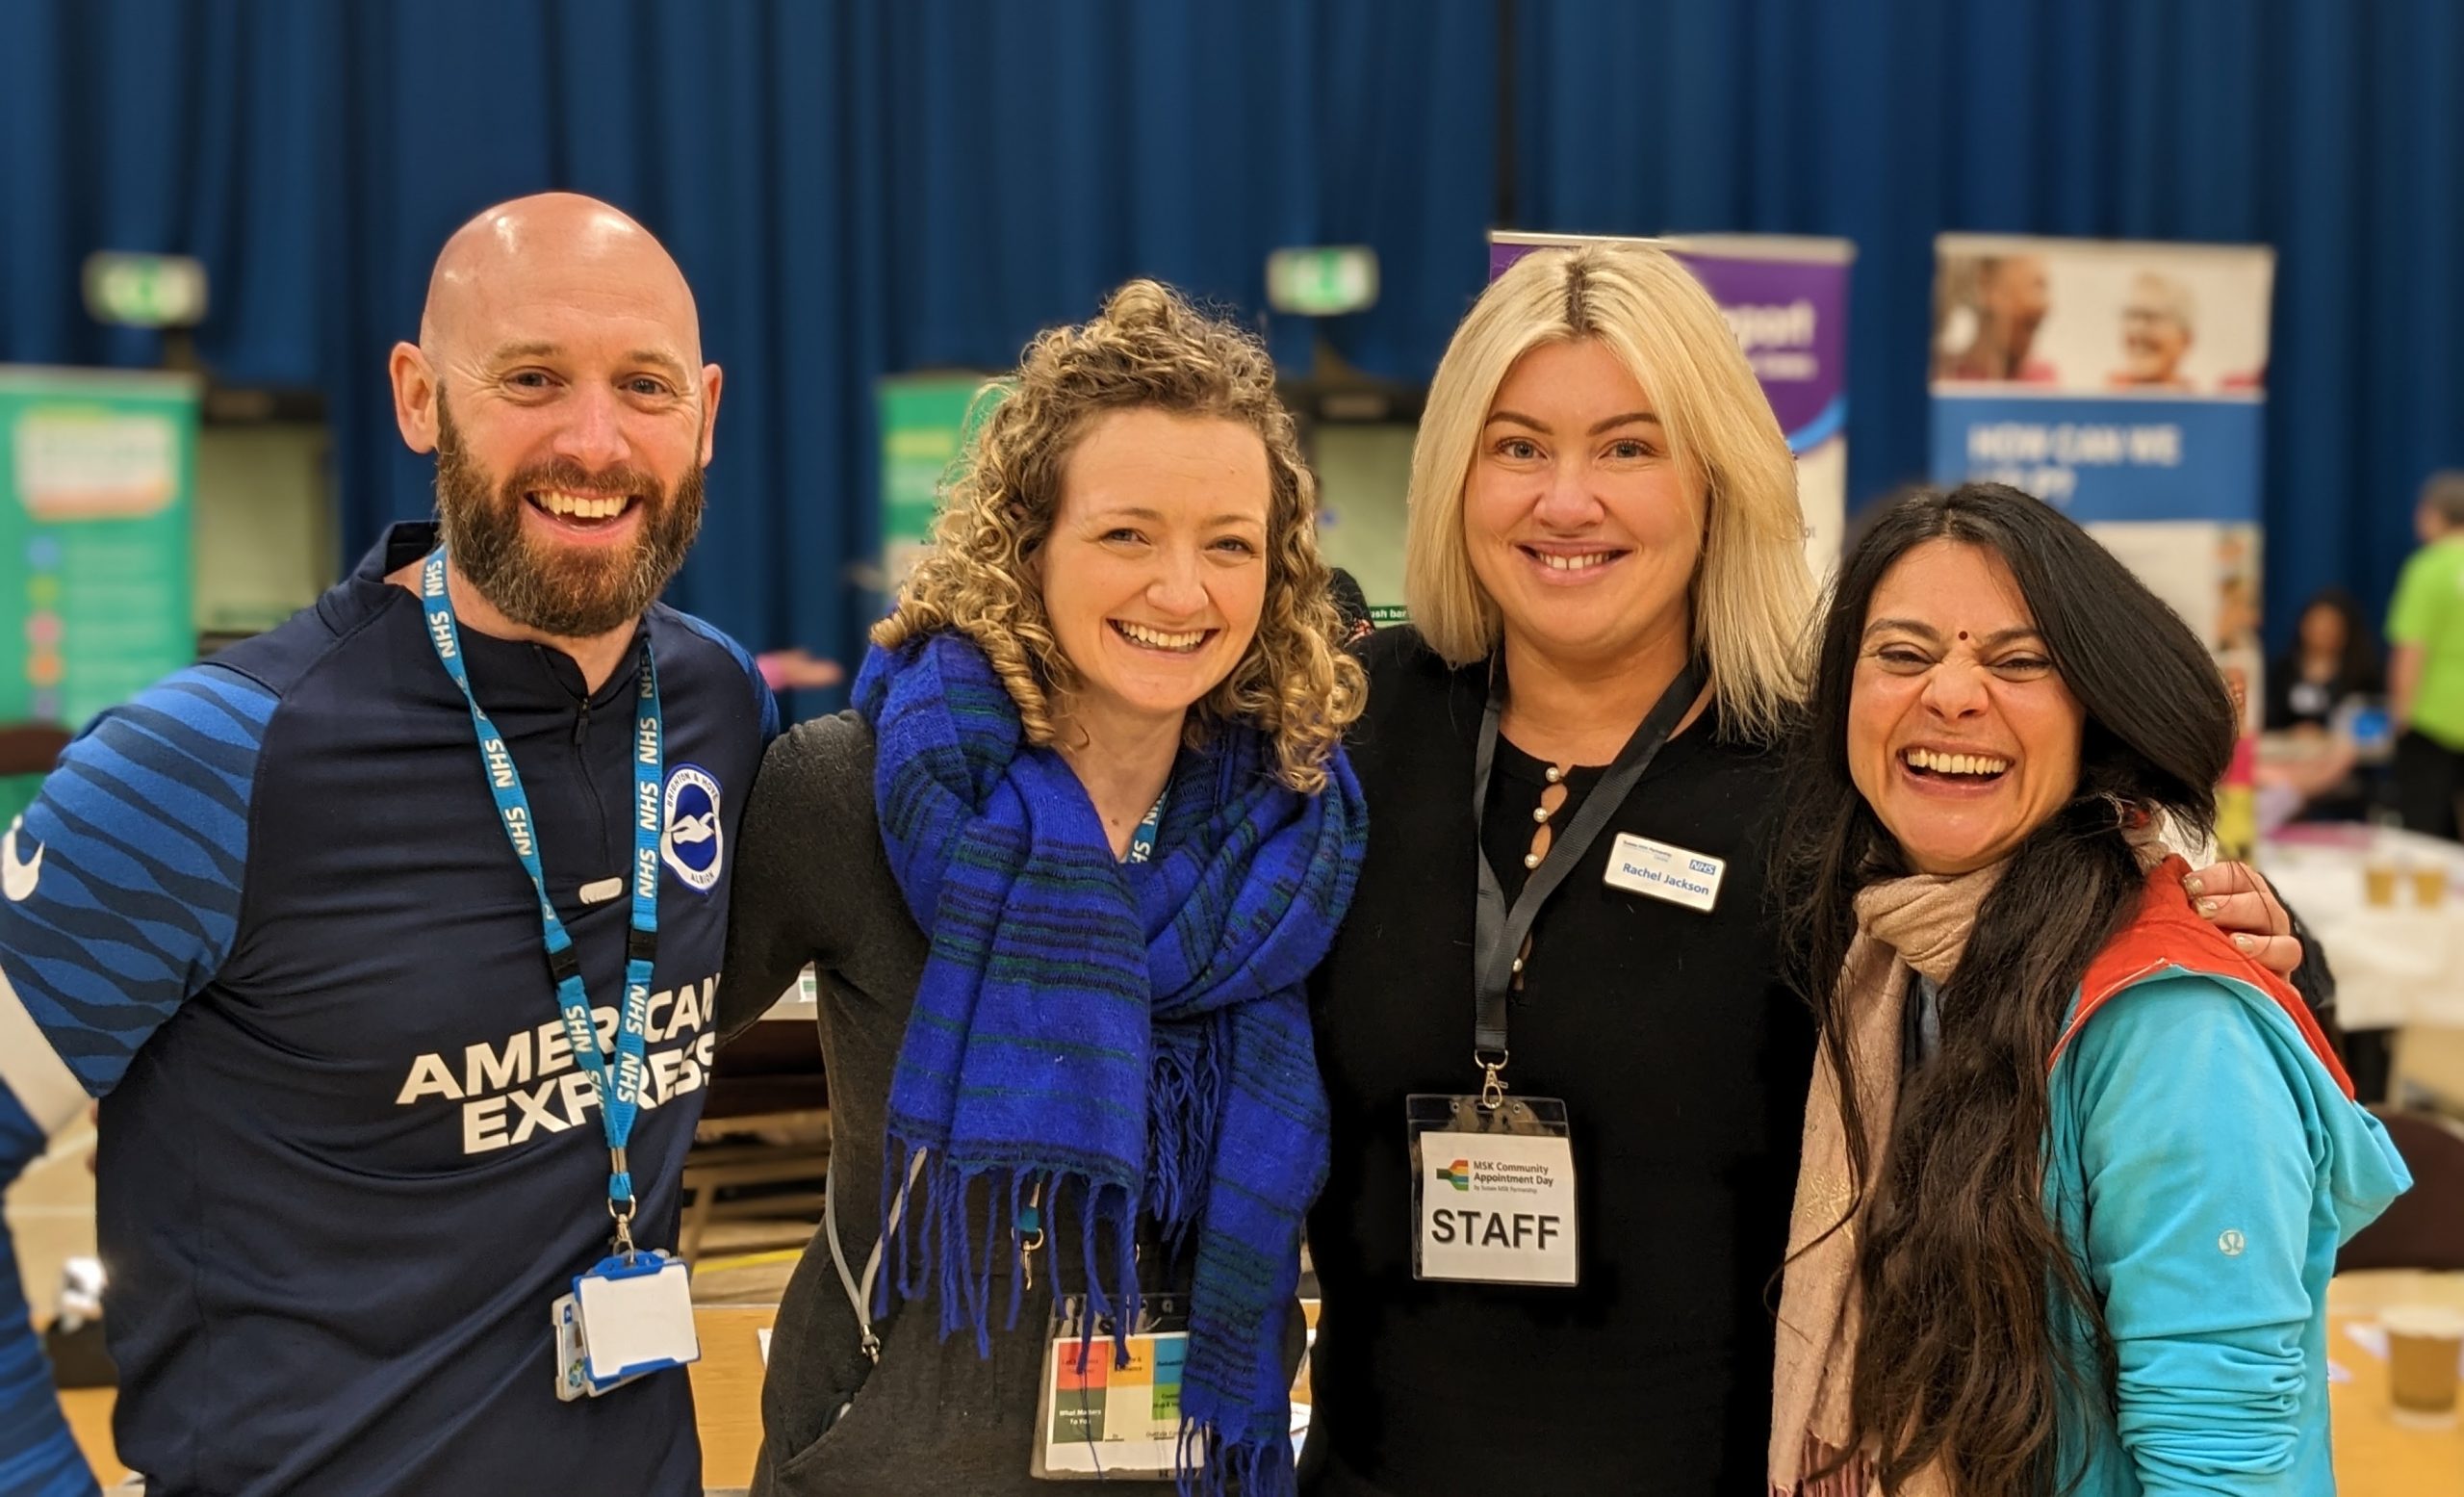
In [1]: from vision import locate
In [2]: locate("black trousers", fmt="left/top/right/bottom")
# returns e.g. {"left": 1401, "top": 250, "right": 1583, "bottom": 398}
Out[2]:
{"left": 2393, "top": 729, "right": 2464, "bottom": 840}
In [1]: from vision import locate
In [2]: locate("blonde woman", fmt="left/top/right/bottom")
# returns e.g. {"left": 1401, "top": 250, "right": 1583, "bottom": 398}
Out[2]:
{"left": 1297, "top": 244, "right": 2301, "bottom": 1497}
{"left": 717, "top": 281, "right": 1366, "bottom": 1496}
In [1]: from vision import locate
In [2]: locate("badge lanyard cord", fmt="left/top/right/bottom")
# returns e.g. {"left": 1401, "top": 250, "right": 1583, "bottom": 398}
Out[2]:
{"left": 420, "top": 546, "right": 662, "bottom": 1258}
{"left": 1468, "top": 654, "right": 1708, "bottom": 1109}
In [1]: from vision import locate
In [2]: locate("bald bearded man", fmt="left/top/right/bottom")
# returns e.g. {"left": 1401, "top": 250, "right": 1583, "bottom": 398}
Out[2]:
{"left": 0, "top": 194, "right": 777, "bottom": 1495}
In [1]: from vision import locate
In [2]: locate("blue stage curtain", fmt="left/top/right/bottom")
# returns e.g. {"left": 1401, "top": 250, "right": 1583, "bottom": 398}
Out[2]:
{"left": 0, "top": 0, "right": 1419, "bottom": 686}
{"left": 2, "top": 0, "right": 2458, "bottom": 665}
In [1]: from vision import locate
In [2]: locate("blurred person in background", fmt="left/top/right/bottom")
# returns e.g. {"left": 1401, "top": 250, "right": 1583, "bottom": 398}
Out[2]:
{"left": 2389, "top": 471, "right": 2464, "bottom": 839}
{"left": 2267, "top": 586, "right": 2382, "bottom": 733}
{"left": 717, "top": 280, "right": 1366, "bottom": 1496}
{"left": 757, "top": 647, "right": 847, "bottom": 692}
{"left": 1773, "top": 484, "right": 2404, "bottom": 1497}
{"left": 1297, "top": 245, "right": 2305, "bottom": 1497}
{"left": 2260, "top": 586, "right": 2381, "bottom": 823}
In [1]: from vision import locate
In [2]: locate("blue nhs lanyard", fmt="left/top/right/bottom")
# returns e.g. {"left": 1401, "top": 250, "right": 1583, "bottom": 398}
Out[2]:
{"left": 1125, "top": 791, "right": 1166, "bottom": 865}
{"left": 419, "top": 547, "right": 661, "bottom": 1252}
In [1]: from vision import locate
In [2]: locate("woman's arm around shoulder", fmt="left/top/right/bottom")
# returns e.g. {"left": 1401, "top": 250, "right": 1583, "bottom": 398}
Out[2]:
{"left": 712, "top": 710, "right": 880, "bottom": 1043}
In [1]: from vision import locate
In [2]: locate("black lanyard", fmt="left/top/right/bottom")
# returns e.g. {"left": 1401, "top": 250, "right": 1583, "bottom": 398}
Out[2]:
{"left": 1468, "top": 654, "right": 1708, "bottom": 1098}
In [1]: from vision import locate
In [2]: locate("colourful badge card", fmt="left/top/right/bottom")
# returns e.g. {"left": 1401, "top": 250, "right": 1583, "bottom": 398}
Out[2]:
{"left": 1038, "top": 1330, "right": 1192, "bottom": 1476}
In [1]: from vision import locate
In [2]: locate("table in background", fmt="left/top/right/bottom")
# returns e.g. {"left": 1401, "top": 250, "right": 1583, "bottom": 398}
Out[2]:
{"left": 2263, "top": 826, "right": 2464, "bottom": 1109}
{"left": 2328, "top": 1269, "right": 2464, "bottom": 1493}
{"left": 2262, "top": 826, "right": 2464, "bottom": 1031}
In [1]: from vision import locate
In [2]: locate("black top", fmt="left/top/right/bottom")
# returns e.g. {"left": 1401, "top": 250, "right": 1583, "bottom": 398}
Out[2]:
{"left": 1301, "top": 629, "right": 1814, "bottom": 1497}
{"left": 2262, "top": 657, "right": 2374, "bottom": 732}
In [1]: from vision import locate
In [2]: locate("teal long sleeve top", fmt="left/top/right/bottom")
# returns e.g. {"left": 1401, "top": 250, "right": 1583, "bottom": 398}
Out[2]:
{"left": 2041, "top": 967, "right": 2411, "bottom": 1495}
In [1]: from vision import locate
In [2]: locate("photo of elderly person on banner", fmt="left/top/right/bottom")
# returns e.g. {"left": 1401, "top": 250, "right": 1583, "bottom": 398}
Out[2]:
{"left": 716, "top": 280, "right": 1367, "bottom": 1495}
{"left": 1771, "top": 484, "right": 2409, "bottom": 1497}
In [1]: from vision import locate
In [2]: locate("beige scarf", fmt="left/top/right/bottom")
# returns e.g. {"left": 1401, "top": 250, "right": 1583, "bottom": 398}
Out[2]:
{"left": 1766, "top": 864, "right": 2005, "bottom": 1497}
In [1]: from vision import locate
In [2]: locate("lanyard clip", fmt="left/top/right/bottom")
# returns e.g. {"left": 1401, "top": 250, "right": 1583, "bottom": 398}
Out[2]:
{"left": 1474, "top": 1049, "right": 1510, "bottom": 1111}
{"left": 1019, "top": 1181, "right": 1046, "bottom": 1293}
{"left": 607, "top": 1146, "right": 637, "bottom": 1259}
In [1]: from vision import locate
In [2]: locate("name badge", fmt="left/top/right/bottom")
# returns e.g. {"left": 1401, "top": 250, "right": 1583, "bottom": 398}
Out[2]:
{"left": 1603, "top": 832, "right": 1725, "bottom": 913}
{"left": 553, "top": 1251, "right": 700, "bottom": 1401}
{"left": 1405, "top": 1095, "right": 1578, "bottom": 1288}
{"left": 1032, "top": 1296, "right": 1195, "bottom": 1480}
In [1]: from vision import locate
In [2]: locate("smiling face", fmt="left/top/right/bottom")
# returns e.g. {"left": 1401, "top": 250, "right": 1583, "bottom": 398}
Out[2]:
{"left": 393, "top": 195, "right": 723, "bottom": 638}
{"left": 2118, "top": 274, "right": 2193, "bottom": 387}
{"left": 1462, "top": 339, "right": 1702, "bottom": 672}
{"left": 1849, "top": 540, "right": 2087, "bottom": 875}
{"left": 2119, "top": 306, "right": 2191, "bottom": 384}
{"left": 1039, "top": 406, "right": 1271, "bottom": 742}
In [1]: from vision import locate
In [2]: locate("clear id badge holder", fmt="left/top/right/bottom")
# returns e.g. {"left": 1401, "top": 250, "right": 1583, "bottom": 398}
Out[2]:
{"left": 1405, "top": 1092, "right": 1579, "bottom": 1287}
{"left": 1031, "top": 1291, "right": 1194, "bottom": 1482}
{"left": 552, "top": 1250, "right": 700, "bottom": 1401}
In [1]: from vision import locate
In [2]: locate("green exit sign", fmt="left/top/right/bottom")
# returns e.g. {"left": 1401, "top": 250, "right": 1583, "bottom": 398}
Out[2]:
{"left": 1267, "top": 245, "right": 1379, "bottom": 317}
{"left": 83, "top": 252, "right": 209, "bottom": 328}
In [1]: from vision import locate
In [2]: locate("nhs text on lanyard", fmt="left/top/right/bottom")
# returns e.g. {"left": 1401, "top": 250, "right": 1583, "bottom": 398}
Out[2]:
{"left": 420, "top": 548, "right": 699, "bottom": 1398}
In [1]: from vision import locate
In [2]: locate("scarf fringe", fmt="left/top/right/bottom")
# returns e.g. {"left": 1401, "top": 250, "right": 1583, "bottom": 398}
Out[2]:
{"left": 1146, "top": 1020, "right": 1228, "bottom": 1249}
{"left": 1774, "top": 1432, "right": 1876, "bottom": 1496}
{"left": 878, "top": 1136, "right": 1298, "bottom": 1495}
{"left": 881, "top": 1134, "right": 1145, "bottom": 1359}
{"left": 1175, "top": 1412, "right": 1294, "bottom": 1497}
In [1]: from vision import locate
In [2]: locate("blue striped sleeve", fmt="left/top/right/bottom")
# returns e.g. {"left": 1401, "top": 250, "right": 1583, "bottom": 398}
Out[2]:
{"left": 0, "top": 665, "right": 274, "bottom": 1118}
{"left": 670, "top": 609, "right": 783, "bottom": 746}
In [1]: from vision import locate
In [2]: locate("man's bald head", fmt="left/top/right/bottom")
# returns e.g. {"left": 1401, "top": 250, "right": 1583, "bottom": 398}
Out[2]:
{"left": 387, "top": 192, "right": 724, "bottom": 645}
{"left": 418, "top": 193, "right": 704, "bottom": 369}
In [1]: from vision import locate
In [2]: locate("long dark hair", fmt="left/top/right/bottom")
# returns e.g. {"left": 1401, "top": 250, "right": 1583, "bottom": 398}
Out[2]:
{"left": 1783, "top": 483, "right": 2237, "bottom": 1495}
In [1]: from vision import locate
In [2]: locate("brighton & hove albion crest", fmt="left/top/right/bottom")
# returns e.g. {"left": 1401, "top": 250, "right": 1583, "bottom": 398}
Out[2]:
{"left": 660, "top": 764, "right": 723, "bottom": 893}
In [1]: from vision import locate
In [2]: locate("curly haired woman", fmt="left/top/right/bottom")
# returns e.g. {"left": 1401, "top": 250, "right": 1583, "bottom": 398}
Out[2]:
{"left": 716, "top": 281, "right": 1368, "bottom": 1496}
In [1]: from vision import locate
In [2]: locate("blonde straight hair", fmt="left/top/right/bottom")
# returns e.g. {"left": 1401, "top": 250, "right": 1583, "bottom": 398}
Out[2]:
{"left": 1403, "top": 242, "right": 1814, "bottom": 740}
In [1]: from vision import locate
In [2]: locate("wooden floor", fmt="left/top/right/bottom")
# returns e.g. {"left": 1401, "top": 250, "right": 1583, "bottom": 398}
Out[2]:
{"left": 11, "top": 1109, "right": 808, "bottom": 1488}
{"left": 18, "top": 1118, "right": 2462, "bottom": 1495}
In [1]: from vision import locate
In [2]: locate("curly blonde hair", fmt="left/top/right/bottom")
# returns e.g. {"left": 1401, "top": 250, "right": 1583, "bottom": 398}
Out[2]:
{"left": 875, "top": 279, "right": 1365, "bottom": 793}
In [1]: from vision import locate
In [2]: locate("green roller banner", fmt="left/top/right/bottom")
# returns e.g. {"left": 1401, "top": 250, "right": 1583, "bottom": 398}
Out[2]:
{"left": 878, "top": 373, "right": 999, "bottom": 592}
{"left": 0, "top": 366, "right": 198, "bottom": 816}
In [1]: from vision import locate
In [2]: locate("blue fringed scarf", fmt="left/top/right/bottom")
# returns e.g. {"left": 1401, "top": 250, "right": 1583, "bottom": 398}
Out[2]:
{"left": 855, "top": 631, "right": 1366, "bottom": 1496}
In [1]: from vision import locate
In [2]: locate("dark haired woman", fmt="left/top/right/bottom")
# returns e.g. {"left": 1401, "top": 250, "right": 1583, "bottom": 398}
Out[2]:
{"left": 2265, "top": 585, "right": 2382, "bottom": 734}
{"left": 1770, "top": 484, "right": 2408, "bottom": 1497}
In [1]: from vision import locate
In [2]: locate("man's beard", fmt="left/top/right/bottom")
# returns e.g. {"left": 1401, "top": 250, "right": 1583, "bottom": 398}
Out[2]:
{"left": 432, "top": 396, "right": 705, "bottom": 639}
